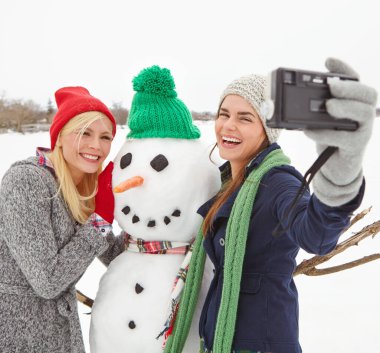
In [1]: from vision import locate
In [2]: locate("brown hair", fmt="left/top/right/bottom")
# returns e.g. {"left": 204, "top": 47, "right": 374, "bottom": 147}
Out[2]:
{"left": 201, "top": 149, "right": 247, "bottom": 235}
{"left": 201, "top": 102, "right": 269, "bottom": 235}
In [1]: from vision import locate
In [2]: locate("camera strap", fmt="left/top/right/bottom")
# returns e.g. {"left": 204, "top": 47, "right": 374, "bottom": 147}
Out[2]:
{"left": 272, "top": 146, "right": 338, "bottom": 237}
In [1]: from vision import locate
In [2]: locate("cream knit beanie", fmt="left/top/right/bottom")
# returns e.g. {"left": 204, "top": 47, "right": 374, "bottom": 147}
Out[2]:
{"left": 219, "top": 74, "right": 281, "bottom": 144}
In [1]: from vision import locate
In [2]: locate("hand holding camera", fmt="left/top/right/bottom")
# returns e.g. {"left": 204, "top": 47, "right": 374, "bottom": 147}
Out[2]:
{"left": 267, "top": 58, "right": 377, "bottom": 207}
{"left": 303, "top": 58, "right": 377, "bottom": 206}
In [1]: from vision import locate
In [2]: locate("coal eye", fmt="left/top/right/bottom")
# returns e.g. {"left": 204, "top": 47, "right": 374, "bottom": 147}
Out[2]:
{"left": 120, "top": 153, "right": 132, "bottom": 169}
{"left": 150, "top": 154, "right": 168, "bottom": 172}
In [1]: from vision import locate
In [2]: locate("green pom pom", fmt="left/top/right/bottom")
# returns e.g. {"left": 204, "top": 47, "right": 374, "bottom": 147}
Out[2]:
{"left": 133, "top": 65, "right": 177, "bottom": 97}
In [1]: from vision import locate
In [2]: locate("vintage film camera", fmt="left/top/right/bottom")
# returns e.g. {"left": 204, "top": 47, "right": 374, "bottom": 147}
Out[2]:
{"left": 267, "top": 68, "right": 359, "bottom": 131}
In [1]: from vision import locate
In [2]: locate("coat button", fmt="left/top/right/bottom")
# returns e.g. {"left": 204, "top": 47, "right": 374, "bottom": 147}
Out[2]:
{"left": 219, "top": 238, "right": 225, "bottom": 246}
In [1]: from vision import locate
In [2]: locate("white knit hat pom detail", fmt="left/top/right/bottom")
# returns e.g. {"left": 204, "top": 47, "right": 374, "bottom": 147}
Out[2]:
{"left": 259, "top": 100, "right": 274, "bottom": 120}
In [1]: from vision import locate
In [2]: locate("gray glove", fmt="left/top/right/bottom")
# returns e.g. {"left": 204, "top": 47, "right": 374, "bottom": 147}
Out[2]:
{"left": 304, "top": 58, "right": 377, "bottom": 207}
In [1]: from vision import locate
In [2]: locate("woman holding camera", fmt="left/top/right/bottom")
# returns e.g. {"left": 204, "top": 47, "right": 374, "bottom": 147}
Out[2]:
{"left": 164, "top": 58, "right": 377, "bottom": 353}
{"left": 0, "top": 87, "right": 124, "bottom": 352}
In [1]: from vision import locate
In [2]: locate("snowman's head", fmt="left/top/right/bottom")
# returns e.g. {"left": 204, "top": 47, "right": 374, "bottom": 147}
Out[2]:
{"left": 113, "top": 138, "right": 220, "bottom": 242}
{"left": 112, "top": 65, "right": 221, "bottom": 241}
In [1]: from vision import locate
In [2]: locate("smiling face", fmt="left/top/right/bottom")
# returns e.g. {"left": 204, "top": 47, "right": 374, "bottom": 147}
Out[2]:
{"left": 215, "top": 94, "right": 268, "bottom": 178}
{"left": 112, "top": 139, "right": 221, "bottom": 242}
{"left": 59, "top": 116, "right": 113, "bottom": 185}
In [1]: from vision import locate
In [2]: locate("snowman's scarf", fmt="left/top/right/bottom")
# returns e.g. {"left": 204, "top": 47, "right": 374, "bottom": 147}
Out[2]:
{"left": 126, "top": 235, "right": 190, "bottom": 255}
{"left": 163, "top": 148, "right": 291, "bottom": 353}
{"left": 125, "top": 234, "right": 194, "bottom": 345}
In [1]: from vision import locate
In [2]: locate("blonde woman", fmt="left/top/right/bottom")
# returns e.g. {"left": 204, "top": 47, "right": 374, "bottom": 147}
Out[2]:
{"left": 0, "top": 87, "right": 125, "bottom": 352}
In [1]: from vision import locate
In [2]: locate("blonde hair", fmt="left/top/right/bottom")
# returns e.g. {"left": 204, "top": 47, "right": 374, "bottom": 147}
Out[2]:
{"left": 48, "top": 111, "right": 111, "bottom": 224}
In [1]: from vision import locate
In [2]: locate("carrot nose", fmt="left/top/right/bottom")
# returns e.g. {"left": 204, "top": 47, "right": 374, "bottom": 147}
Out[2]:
{"left": 113, "top": 176, "right": 144, "bottom": 193}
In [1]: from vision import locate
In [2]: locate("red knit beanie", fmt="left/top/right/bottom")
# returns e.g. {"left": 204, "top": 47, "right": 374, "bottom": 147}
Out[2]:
{"left": 50, "top": 86, "right": 116, "bottom": 150}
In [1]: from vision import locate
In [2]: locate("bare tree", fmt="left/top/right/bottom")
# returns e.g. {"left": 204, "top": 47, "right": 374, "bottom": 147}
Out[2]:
{"left": 191, "top": 111, "right": 215, "bottom": 121}
{"left": 9, "top": 100, "right": 42, "bottom": 133}
{"left": 46, "top": 98, "right": 56, "bottom": 123}
{"left": 110, "top": 102, "right": 129, "bottom": 126}
{"left": 0, "top": 97, "right": 7, "bottom": 129}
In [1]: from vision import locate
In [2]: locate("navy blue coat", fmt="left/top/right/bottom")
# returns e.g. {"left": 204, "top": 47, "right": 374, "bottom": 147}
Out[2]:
{"left": 198, "top": 143, "right": 364, "bottom": 353}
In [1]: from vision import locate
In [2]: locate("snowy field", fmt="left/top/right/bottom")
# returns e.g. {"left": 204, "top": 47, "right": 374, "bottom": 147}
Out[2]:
{"left": 1, "top": 120, "right": 379, "bottom": 352}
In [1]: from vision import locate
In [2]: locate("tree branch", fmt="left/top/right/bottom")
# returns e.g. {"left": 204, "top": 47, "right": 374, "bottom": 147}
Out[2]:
{"left": 76, "top": 289, "right": 94, "bottom": 308}
{"left": 295, "top": 254, "right": 380, "bottom": 276}
{"left": 294, "top": 208, "right": 380, "bottom": 277}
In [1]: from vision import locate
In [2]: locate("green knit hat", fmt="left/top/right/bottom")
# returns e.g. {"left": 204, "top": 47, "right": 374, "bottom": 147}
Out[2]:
{"left": 127, "top": 65, "right": 200, "bottom": 139}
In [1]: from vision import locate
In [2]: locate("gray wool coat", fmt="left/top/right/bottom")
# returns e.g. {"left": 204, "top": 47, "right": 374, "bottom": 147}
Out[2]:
{"left": 0, "top": 156, "right": 125, "bottom": 353}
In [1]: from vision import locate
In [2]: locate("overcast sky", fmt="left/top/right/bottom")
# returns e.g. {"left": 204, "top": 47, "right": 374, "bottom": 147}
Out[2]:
{"left": 0, "top": 0, "right": 378, "bottom": 112}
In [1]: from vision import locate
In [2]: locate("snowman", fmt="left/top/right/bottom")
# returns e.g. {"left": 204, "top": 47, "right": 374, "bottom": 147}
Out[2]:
{"left": 90, "top": 66, "right": 221, "bottom": 353}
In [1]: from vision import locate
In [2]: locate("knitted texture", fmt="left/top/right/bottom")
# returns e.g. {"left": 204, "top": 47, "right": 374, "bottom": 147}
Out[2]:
{"left": 220, "top": 74, "right": 281, "bottom": 144}
{"left": 163, "top": 227, "right": 206, "bottom": 353}
{"left": 50, "top": 86, "right": 116, "bottom": 150}
{"left": 304, "top": 57, "right": 378, "bottom": 206}
{"left": 213, "top": 149, "right": 290, "bottom": 353}
{"left": 0, "top": 156, "right": 119, "bottom": 352}
{"left": 127, "top": 65, "right": 200, "bottom": 139}
{"left": 163, "top": 149, "right": 290, "bottom": 353}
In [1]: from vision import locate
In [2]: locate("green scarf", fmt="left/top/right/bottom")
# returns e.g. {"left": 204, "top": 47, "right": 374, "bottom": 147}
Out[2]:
{"left": 163, "top": 148, "right": 290, "bottom": 353}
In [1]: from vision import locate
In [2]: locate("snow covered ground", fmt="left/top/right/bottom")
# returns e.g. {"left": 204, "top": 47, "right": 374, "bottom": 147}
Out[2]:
{"left": 1, "top": 119, "right": 379, "bottom": 352}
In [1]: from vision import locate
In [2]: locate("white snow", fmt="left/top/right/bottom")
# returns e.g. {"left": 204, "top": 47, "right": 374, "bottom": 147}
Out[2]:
{"left": 0, "top": 119, "right": 379, "bottom": 352}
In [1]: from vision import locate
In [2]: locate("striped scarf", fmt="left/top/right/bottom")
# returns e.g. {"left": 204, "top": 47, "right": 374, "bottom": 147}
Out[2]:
{"left": 125, "top": 234, "right": 194, "bottom": 346}
{"left": 163, "top": 148, "right": 290, "bottom": 353}
{"left": 126, "top": 235, "right": 190, "bottom": 255}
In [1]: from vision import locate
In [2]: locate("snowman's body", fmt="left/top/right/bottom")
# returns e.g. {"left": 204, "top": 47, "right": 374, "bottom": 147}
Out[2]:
{"left": 90, "top": 138, "right": 220, "bottom": 353}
